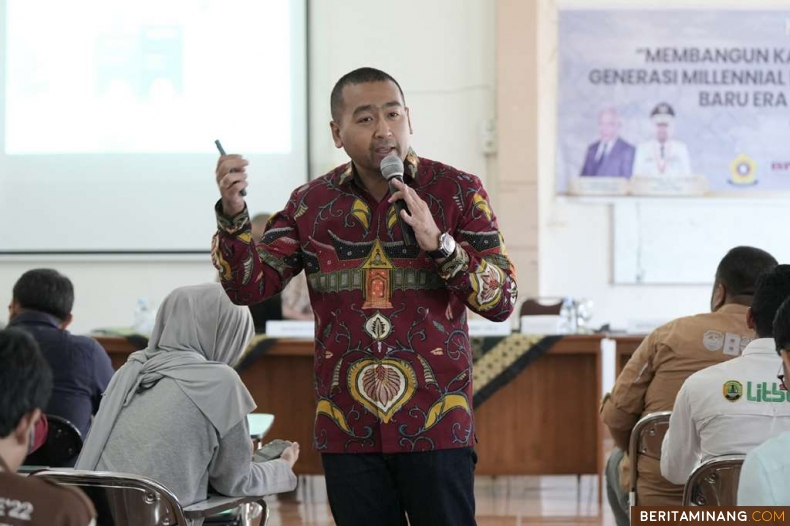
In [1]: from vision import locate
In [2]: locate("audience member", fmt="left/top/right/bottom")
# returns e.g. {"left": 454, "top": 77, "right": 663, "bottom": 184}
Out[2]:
{"left": 0, "top": 328, "right": 96, "bottom": 525}
{"left": 76, "top": 283, "right": 298, "bottom": 525}
{"left": 7, "top": 269, "right": 114, "bottom": 437}
{"left": 738, "top": 296, "right": 790, "bottom": 505}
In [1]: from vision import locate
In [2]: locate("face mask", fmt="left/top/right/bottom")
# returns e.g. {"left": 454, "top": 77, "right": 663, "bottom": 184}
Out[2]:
{"left": 26, "top": 425, "right": 36, "bottom": 455}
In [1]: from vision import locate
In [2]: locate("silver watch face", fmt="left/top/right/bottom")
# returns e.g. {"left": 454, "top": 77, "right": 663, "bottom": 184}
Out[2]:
{"left": 440, "top": 233, "right": 456, "bottom": 255}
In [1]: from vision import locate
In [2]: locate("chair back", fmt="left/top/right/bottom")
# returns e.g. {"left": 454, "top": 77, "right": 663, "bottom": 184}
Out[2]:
{"left": 628, "top": 411, "right": 672, "bottom": 506}
{"left": 35, "top": 470, "right": 187, "bottom": 526}
{"left": 24, "top": 414, "right": 83, "bottom": 467}
{"left": 519, "top": 298, "right": 563, "bottom": 316}
{"left": 682, "top": 455, "right": 746, "bottom": 506}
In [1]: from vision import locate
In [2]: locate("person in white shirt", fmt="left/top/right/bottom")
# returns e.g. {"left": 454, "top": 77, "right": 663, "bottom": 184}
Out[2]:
{"left": 738, "top": 296, "right": 790, "bottom": 505}
{"left": 661, "top": 265, "right": 790, "bottom": 485}
{"left": 633, "top": 103, "right": 692, "bottom": 178}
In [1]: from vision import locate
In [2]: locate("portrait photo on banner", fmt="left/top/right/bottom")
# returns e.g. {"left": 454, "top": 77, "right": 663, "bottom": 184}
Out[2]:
{"left": 555, "top": 9, "right": 790, "bottom": 197}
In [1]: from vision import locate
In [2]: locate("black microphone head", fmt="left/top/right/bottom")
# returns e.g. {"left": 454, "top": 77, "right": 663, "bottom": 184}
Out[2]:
{"left": 380, "top": 153, "right": 404, "bottom": 180}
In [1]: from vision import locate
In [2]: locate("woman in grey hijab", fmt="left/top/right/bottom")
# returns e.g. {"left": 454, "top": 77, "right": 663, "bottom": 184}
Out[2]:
{"left": 76, "top": 283, "right": 298, "bottom": 519}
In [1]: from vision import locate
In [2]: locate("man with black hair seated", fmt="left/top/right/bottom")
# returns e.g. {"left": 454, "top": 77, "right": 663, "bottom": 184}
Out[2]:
{"left": 662, "top": 265, "right": 790, "bottom": 485}
{"left": 601, "top": 246, "right": 777, "bottom": 523}
{"left": 739, "top": 294, "right": 790, "bottom": 505}
{"left": 0, "top": 328, "right": 96, "bottom": 525}
{"left": 7, "top": 269, "right": 114, "bottom": 437}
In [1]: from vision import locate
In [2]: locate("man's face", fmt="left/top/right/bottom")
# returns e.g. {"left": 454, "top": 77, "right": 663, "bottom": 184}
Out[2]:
{"left": 8, "top": 299, "right": 20, "bottom": 322}
{"left": 598, "top": 112, "right": 619, "bottom": 142}
{"left": 655, "top": 123, "right": 669, "bottom": 143}
{"left": 330, "top": 81, "right": 412, "bottom": 178}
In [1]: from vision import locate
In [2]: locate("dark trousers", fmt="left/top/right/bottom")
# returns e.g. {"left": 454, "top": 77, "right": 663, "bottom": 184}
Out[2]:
{"left": 606, "top": 447, "right": 630, "bottom": 526}
{"left": 321, "top": 448, "right": 477, "bottom": 526}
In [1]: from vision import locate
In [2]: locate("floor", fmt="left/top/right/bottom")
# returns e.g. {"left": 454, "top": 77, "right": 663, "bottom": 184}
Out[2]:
{"left": 265, "top": 475, "right": 616, "bottom": 526}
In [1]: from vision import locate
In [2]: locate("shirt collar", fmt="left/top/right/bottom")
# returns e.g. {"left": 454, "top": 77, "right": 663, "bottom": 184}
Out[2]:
{"left": 717, "top": 303, "right": 749, "bottom": 315}
{"left": 0, "top": 454, "right": 9, "bottom": 473}
{"left": 9, "top": 310, "right": 61, "bottom": 329}
{"left": 338, "top": 148, "right": 420, "bottom": 186}
{"left": 742, "top": 338, "right": 777, "bottom": 356}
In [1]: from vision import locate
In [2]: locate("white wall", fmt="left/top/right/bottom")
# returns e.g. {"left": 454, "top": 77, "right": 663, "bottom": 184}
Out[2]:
{"left": 0, "top": 257, "right": 216, "bottom": 333}
{"left": 308, "top": 0, "right": 496, "bottom": 182}
{"left": 0, "top": 0, "right": 497, "bottom": 335}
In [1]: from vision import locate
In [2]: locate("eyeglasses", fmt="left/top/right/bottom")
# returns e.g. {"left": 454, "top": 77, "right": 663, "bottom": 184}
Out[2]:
{"left": 778, "top": 363, "right": 787, "bottom": 391}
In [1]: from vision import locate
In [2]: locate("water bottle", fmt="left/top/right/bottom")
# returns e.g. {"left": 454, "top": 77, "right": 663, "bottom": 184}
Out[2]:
{"left": 560, "top": 297, "right": 578, "bottom": 334}
{"left": 133, "top": 298, "right": 149, "bottom": 334}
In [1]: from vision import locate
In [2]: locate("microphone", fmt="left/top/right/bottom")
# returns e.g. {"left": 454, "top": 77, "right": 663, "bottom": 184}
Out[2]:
{"left": 380, "top": 154, "right": 417, "bottom": 247}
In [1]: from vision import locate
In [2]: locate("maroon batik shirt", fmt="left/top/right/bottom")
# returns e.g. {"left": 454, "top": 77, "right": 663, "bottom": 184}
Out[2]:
{"left": 212, "top": 150, "right": 518, "bottom": 454}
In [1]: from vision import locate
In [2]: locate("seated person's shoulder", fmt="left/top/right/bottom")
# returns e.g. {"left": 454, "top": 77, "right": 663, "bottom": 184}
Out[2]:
{"left": 680, "top": 360, "right": 727, "bottom": 393}
{"left": 654, "top": 309, "right": 744, "bottom": 343}
{"left": 0, "top": 473, "right": 95, "bottom": 525}
{"left": 68, "top": 334, "right": 111, "bottom": 361}
{"left": 745, "top": 432, "right": 790, "bottom": 477}
{"left": 663, "top": 311, "right": 714, "bottom": 331}
{"left": 69, "top": 333, "right": 105, "bottom": 350}
{"left": 210, "top": 363, "right": 244, "bottom": 384}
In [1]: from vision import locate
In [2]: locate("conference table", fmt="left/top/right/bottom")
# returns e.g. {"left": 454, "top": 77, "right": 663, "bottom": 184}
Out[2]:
{"left": 94, "top": 332, "right": 647, "bottom": 501}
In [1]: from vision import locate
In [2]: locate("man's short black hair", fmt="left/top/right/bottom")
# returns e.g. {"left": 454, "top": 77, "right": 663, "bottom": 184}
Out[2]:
{"left": 330, "top": 67, "right": 405, "bottom": 122}
{"left": 12, "top": 268, "right": 74, "bottom": 321}
{"left": 715, "top": 246, "right": 777, "bottom": 298}
{"left": 752, "top": 264, "right": 790, "bottom": 338}
{"left": 0, "top": 329, "right": 52, "bottom": 437}
{"left": 774, "top": 297, "right": 790, "bottom": 354}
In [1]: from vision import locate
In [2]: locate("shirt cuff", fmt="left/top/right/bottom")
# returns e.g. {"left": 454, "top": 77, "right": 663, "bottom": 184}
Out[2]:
{"left": 438, "top": 246, "right": 470, "bottom": 281}
{"left": 215, "top": 199, "right": 250, "bottom": 235}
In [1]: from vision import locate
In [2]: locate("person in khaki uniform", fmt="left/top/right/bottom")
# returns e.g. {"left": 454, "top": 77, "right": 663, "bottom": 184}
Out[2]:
{"left": 601, "top": 246, "right": 777, "bottom": 524}
{"left": 0, "top": 329, "right": 96, "bottom": 526}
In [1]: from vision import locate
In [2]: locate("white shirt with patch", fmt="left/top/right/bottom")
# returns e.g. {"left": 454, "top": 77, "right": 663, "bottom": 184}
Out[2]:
{"left": 661, "top": 338, "right": 790, "bottom": 485}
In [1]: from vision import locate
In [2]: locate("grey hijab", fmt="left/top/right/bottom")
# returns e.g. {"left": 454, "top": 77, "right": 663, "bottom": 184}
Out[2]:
{"left": 76, "top": 283, "right": 256, "bottom": 470}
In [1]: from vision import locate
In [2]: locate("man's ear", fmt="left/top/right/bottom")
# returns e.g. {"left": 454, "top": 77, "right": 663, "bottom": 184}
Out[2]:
{"left": 406, "top": 107, "right": 413, "bottom": 135}
{"left": 60, "top": 313, "right": 73, "bottom": 330}
{"left": 782, "top": 351, "right": 790, "bottom": 381}
{"left": 330, "top": 121, "right": 343, "bottom": 148}
{"left": 711, "top": 283, "right": 726, "bottom": 312}
{"left": 14, "top": 408, "right": 41, "bottom": 446}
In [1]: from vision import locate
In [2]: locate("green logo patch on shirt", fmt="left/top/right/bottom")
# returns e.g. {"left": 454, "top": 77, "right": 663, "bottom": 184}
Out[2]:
{"left": 723, "top": 380, "right": 743, "bottom": 402}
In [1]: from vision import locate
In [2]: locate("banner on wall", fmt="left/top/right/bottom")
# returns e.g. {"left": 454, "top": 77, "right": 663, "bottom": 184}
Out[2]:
{"left": 557, "top": 10, "right": 790, "bottom": 196}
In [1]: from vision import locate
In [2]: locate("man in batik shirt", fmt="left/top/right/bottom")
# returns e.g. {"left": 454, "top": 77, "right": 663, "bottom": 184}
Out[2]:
{"left": 212, "top": 67, "right": 517, "bottom": 526}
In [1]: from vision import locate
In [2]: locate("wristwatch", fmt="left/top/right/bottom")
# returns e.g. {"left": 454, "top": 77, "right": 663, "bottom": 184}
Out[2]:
{"left": 427, "top": 232, "right": 457, "bottom": 259}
